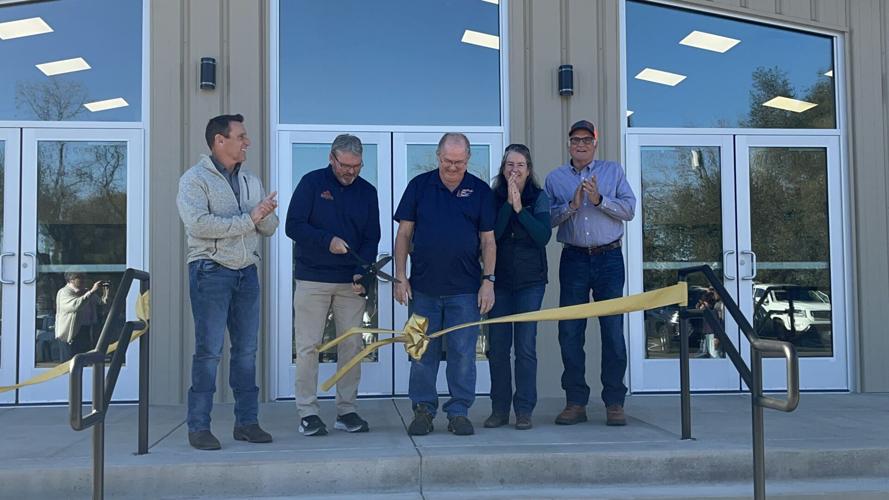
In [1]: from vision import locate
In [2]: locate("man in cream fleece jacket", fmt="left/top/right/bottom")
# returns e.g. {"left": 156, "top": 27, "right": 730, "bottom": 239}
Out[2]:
{"left": 177, "top": 114, "right": 278, "bottom": 451}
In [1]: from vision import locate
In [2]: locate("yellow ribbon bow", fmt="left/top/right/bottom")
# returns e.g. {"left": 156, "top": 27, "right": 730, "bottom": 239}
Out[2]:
{"left": 319, "top": 282, "right": 687, "bottom": 391}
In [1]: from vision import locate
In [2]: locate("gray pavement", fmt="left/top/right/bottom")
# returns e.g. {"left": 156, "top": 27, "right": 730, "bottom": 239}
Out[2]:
{"left": 0, "top": 393, "right": 887, "bottom": 499}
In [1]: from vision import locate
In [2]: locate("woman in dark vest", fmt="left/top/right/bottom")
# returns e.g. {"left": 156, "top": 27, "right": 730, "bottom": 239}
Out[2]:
{"left": 484, "top": 144, "right": 551, "bottom": 430}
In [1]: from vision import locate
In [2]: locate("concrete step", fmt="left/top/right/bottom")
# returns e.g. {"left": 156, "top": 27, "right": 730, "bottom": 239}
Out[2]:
{"left": 1, "top": 394, "right": 887, "bottom": 499}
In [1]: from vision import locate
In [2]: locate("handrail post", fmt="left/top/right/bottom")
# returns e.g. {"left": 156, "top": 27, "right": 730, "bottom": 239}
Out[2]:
{"left": 138, "top": 327, "right": 149, "bottom": 455}
{"left": 92, "top": 356, "right": 105, "bottom": 500}
{"left": 679, "top": 310, "right": 692, "bottom": 440}
{"left": 751, "top": 347, "right": 765, "bottom": 500}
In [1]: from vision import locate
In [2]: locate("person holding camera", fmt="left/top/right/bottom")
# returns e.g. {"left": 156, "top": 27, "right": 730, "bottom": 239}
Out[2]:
{"left": 54, "top": 272, "right": 110, "bottom": 358}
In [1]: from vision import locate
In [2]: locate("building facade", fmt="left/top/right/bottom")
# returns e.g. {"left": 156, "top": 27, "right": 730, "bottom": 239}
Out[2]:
{"left": 0, "top": 0, "right": 886, "bottom": 406}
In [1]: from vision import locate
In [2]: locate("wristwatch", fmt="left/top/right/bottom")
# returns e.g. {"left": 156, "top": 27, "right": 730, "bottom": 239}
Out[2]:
{"left": 482, "top": 274, "right": 496, "bottom": 283}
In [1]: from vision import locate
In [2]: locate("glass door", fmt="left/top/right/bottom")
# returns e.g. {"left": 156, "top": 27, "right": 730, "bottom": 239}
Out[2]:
{"left": 274, "top": 131, "right": 394, "bottom": 399}
{"left": 735, "top": 135, "right": 847, "bottom": 390}
{"left": 17, "top": 128, "right": 144, "bottom": 403}
{"left": 627, "top": 135, "right": 741, "bottom": 391}
{"left": 628, "top": 133, "right": 848, "bottom": 393}
{"left": 392, "top": 132, "right": 502, "bottom": 395}
{"left": 0, "top": 129, "right": 21, "bottom": 404}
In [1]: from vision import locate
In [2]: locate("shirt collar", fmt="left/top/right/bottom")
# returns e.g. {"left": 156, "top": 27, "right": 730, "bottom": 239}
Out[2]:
{"left": 433, "top": 169, "right": 471, "bottom": 193}
{"left": 210, "top": 155, "right": 240, "bottom": 177}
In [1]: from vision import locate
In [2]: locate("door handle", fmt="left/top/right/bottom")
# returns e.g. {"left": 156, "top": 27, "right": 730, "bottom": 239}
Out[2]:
{"left": 0, "top": 252, "right": 14, "bottom": 284}
{"left": 723, "top": 250, "right": 736, "bottom": 280}
{"left": 23, "top": 252, "right": 37, "bottom": 284}
{"left": 741, "top": 250, "right": 757, "bottom": 280}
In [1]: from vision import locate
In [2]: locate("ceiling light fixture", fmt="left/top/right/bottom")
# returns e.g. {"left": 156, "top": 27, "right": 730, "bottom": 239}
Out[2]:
{"left": 36, "top": 57, "right": 90, "bottom": 76}
{"left": 0, "top": 16, "right": 52, "bottom": 40}
{"left": 84, "top": 97, "right": 129, "bottom": 112}
{"left": 679, "top": 30, "right": 740, "bottom": 53}
{"left": 461, "top": 29, "right": 499, "bottom": 50}
{"left": 635, "top": 68, "right": 686, "bottom": 86}
{"left": 762, "top": 96, "right": 817, "bottom": 113}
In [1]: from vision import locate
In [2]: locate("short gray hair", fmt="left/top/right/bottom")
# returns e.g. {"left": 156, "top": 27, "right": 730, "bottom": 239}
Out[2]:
{"left": 330, "top": 134, "right": 363, "bottom": 157}
{"left": 436, "top": 132, "right": 471, "bottom": 158}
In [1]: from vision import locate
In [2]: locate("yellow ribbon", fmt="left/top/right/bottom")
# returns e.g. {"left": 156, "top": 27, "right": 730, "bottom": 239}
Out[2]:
{"left": 0, "top": 291, "right": 150, "bottom": 394}
{"left": 319, "top": 282, "right": 687, "bottom": 391}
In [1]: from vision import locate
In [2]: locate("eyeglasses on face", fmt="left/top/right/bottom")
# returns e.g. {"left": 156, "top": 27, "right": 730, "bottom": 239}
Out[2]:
{"left": 332, "top": 154, "right": 363, "bottom": 171}
{"left": 441, "top": 158, "right": 468, "bottom": 169}
{"left": 568, "top": 137, "right": 595, "bottom": 146}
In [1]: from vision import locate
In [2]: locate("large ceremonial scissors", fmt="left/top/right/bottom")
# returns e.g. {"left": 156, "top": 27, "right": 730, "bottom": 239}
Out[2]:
{"left": 345, "top": 245, "right": 400, "bottom": 297}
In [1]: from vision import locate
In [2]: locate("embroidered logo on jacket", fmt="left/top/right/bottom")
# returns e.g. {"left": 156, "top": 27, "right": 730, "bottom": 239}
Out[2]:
{"left": 320, "top": 190, "right": 334, "bottom": 201}
{"left": 456, "top": 188, "right": 473, "bottom": 198}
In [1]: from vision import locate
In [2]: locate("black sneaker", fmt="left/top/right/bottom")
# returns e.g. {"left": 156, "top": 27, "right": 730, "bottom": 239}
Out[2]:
{"left": 407, "top": 406, "right": 434, "bottom": 436}
{"left": 447, "top": 415, "right": 475, "bottom": 436}
{"left": 233, "top": 423, "right": 273, "bottom": 443}
{"left": 298, "top": 415, "right": 328, "bottom": 436}
{"left": 335, "top": 412, "right": 369, "bottom": 433}
{"left": 188, "top": 430, "right": 221, "bottom": 450}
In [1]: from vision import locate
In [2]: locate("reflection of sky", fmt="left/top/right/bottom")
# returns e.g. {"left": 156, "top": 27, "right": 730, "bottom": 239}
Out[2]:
{"left": 0, "top": 0, "right": 142, "bottom": 121}
{"left": 38, "top": 142, "right": 127, "bottom": 201}
{"left": 280, "top": 0, "right": 500, "bottom": 126}
{"left": 293, "top": 143, "right": 379, "bottom": 187}
{"left": 406, "top": 144, "right": 489, "bottom": 182}
{"left": 626, "top": 0, "right": 833, "bottom": 127}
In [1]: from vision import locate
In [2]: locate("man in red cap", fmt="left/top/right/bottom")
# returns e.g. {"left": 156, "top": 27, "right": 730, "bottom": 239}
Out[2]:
{"left": 544, "top": 120, "right": 637, "bottom": 427}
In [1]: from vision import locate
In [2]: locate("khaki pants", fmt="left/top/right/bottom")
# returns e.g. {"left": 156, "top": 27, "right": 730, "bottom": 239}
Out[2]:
{"left": 294, "top": 280, "right": 365, "bottom": 418}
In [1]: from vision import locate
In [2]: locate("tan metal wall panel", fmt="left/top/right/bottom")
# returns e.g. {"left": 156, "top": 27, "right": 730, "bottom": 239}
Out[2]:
{"left": 814, "top": 0, "right": 846, "bottom": 27}
{"left": 149, "top": 0, "right": 268, "bottom": 404}
{"left": 848, "top": 0, "right": 889, "bottom": 391}
{"left": 778, "top": 0, "right": 814, "bottom": 20}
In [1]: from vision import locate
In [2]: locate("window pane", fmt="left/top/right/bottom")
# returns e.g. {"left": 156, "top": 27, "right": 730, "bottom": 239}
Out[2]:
{"left": 36, "top": 141, "right": 127, "bottom": 366}
{"left": 280, "top": 0, "right": 501, "bottom": 125}
{"left": 0, "top": 0, "right": 142, "bottom": 121}
{"left": 626, "top": 0, "right": 835, "bottom": 128}
{"left": 749, "top": 147, "right": 832, "bottom": 357}
{"left": 0, "top": 143, "right": 4, "bottom": 366}
{"left": 641, "top": 146, "right": 725, "bottom": 359}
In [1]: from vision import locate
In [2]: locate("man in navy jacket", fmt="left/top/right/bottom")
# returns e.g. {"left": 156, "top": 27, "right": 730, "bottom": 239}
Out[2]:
{"left": 285, "top": 134, "right": 380, "bottom": 436}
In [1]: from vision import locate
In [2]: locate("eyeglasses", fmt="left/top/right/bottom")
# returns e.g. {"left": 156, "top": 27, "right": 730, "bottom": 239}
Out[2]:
{"left": 569, "top": 137, "right": 595, "bottom": 146}
{"left": 332, "top": 154, "right": 363, "bottom": 171}
{"left": 441, "top": 158, "right": 468, "bottom": 169}
{"left": 505, "top": 161, "right": 528, "bottom": 169}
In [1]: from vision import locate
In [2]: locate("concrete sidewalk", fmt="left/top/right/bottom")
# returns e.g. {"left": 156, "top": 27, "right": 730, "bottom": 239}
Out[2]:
{"left": 0, "top": 394, "right": 887, "bottom": 499}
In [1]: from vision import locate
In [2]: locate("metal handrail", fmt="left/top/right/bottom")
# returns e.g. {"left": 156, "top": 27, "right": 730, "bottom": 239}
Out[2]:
{"left": 68, "top": 268, "right": 150, "bottom": 500}
{"left": 676, "top": 264, "right": 799, "bottom": 500}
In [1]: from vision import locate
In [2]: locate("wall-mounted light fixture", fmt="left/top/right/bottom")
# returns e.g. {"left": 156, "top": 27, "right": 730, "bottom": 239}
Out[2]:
{"left": 558, "top": 64, "right": 574, "bottom": 96}
{"left": 200, "top": 57, "right": 216, "bottom": 90}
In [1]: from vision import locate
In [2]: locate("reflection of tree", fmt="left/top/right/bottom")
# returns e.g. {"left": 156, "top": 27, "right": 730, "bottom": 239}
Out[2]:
{"left": 643, "top": 148, "right": 722, "bottom": 290}
{"left": 741, "top": 66, "right": 835, "bottom": 128}
{"left": 38, "top": 142, "right": 127, "bottom": 265}
{"left": 15, "top": 80, "right": 88, "bottom": 121}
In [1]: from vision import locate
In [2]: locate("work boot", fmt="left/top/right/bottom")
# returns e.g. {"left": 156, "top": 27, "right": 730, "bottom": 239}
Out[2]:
{"left": 447, "top": 415, "right": 475, "bottom": 436}
{"left": 606, "top": 404, "right": 627, "bottom": 426}
{"left": 483, "top": 413, "right": 509, "bottom": 428}
{"left": 188, "top": 430, "right": 221, "bottom": 451}
{"left": 233, "top": 423, "right": 273, "bottom": 443}
{"left": 408, "top": 406, "right": 434, "bottom": 436}
{"left": 554, "top": 404, "right": 588, "bottom": 425}
{"left": 515, "top": 414, "right": 533, "bottom": 430}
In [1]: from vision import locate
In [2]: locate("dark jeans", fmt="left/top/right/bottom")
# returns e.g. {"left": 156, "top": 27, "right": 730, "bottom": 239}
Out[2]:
{"left": 408, "top": 290, "right": 480, "bottom": 417}
{"left": 558, "top": 246, "right": 627, "bottom": 407}
{"left": 186, "top": 260, "right": 260, "bottom": 433}
{"left": 486, "top": 284, "right": 545, "bottom": 416}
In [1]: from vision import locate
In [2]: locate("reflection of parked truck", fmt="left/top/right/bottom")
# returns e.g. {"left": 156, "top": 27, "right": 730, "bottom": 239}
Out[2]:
{"left": 753, "top": 284, "right": 831, "bottom": 341}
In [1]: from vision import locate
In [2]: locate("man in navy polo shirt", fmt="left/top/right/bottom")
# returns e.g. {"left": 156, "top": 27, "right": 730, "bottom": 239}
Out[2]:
{"left": 394, "top": 132, "right": 497, "bottom": 436}
{"left": 285, "top": 134, "right": 380, "bottom": 437}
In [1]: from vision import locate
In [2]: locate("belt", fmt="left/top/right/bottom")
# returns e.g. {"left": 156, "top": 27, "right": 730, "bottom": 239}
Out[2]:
{"left": 564, "top": 239, "right": 622, "bottom": 255}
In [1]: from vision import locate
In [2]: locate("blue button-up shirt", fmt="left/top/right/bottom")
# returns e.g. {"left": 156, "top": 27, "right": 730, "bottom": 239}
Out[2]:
{"left": 394, "top": 170, "right": 495, "bottom": 296}
{"left": 544, "top": 159, "right": 636, "bottom": 247}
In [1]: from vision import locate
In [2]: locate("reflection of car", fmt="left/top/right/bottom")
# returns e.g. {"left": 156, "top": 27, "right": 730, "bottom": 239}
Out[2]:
{"left": 644, "top": 286, "right": 710, "bottom": 353}
{"left": 753, "top": 284, "right": 831, "bottom": 340}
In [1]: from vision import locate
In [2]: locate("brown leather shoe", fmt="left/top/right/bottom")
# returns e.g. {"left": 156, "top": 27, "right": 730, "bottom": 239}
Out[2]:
{"left": 606, "top": 404, "right": 627, "bottom": 426}
{"left": 554, "top": 404, "right": 587, "bottom": 425}
{"left": 515, "top": 414, "right": 533, "bottom": 430}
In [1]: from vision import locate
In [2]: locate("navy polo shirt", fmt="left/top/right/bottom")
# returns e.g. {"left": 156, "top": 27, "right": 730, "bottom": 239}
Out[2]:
{"left": 394, "top": 170, "right": 495, "bottom": 296}
{"left": 285, "top": 166, "right": 381, "bottom": 284}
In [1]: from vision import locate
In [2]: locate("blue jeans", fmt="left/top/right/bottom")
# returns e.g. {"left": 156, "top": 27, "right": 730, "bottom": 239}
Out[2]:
{"left": 558, "top": 246, "right": 627, "bottom": 407}
{"left": 487, "top": 284, "right": 545, "bottom": 416}
{"left": 187, "top": 260, "right": 260, "bottom": 432}
{"left": 408, "top": 290, "right": 480, "bottom": 417}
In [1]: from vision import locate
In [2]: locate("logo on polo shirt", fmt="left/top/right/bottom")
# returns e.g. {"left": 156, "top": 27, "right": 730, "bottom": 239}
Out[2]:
{"left": 320, "top": 190, "right": 333, "bottom": 201}
{"left": 456, "top": 188, "right": 473, "bottom": 198}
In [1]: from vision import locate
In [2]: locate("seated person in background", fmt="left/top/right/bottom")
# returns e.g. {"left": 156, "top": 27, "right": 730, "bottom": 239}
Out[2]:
{"left": 55, "top": 272, "right": 110, "bottom": 358}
